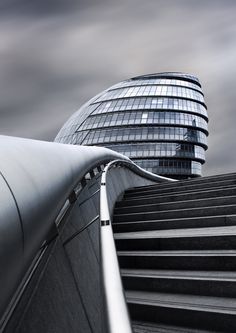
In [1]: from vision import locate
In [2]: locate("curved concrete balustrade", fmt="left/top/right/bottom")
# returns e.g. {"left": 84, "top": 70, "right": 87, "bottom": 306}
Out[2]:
{"left": 0, "top": 135, "right": 127, "bottom": 331}
{"left": 0, "top": 135, "right": 173, "bottom": 332}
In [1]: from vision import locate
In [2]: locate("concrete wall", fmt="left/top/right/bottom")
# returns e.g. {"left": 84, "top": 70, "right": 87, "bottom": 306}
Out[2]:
{"left": 5, "top": 173, "right": 103, "bottom": 333}
{"left": 5, "top": 166, "right": 158, "bottom": 333}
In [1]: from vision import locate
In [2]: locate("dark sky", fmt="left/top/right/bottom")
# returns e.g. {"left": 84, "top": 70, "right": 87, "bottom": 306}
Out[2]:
{"left": 0, "top": 0, "right": 236, "bottom": 176}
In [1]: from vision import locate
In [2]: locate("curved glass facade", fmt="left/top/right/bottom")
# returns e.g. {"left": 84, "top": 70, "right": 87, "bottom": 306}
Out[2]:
{"left": 55, "top": 72, "right": 208, "bottom": 179}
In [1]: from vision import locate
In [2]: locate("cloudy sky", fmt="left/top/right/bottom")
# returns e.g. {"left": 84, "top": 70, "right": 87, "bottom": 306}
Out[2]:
{"left": 0, "top": 0, "right": 236, "bottom": 176}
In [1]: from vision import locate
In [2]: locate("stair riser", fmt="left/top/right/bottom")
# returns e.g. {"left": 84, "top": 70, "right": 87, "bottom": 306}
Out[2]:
{"left": 118, "top": 256, "right": 236, "bottom": 270}
{"left": 118, "top": 188, "right": 236, "bottom": 207}
{"left": 112, "top": 216, "right": 236, "bottom": 232}
{"left": 115, "top": 235, "right": 236, "bottom": 251}
{"left": 128, "top": 303, "right": 236, "bottom": 332}
{"left": 124, "top": 180, "right": 236, "bottom": 198}
{"left": 114, "top": 197, "right": 236, "bottom": 214}
{"left": 123, "top": 276, "right": 236, "bottom": 298}
{"left": 113, "top": 205, "right": 236, "bottom": 222}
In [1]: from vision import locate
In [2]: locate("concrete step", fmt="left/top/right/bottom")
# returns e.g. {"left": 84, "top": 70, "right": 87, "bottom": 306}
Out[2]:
{"left": 124, "top": 179, "right": 236, "bottom": 198}
{"left": 126, "top": 172, "right": 236, "bottom": 195}
{"left": 132, "top": 321, "right": 211, "bottom": 333}
{"left": 114, "top": 196, "right": 236, "bottom": 214}
{"left": 117, "top": 250, "right": 236, "bottom": 270}
{"left": 115, "top": 225, "right": 236, "bottom": 251}
{"left": 117, "top": 187, "right": 236, "bottom": 207}
{"left": 130, "top": 172, "right": 236, "bottom": 193}
{"left": 127, "top": 290, "right": 236, "bottom": 332}
{"left": 115, "top": 173, "right": 236, "bottom": 332}
{"left": 113, "top": 204, "right": 236, "bottom": 222}
{"left": 122, "top": 269, "right": 236, "bottom": 298}
{"left": 112, "top": 215, "right": 236, "bottom": 233}
{"left": 123, "top": 184, "right": 236, "bottom": 203}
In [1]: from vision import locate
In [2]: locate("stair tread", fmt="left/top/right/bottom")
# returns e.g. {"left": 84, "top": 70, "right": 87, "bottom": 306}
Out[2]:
{"left": 127, "top": 177, "right": 236, "bottom": 191}
{"left": 115, "top": 195, "right": 236, "bottom": 212}
{"left": 114, "top": 225, "right": 236, "bottom": 239}
{"left": 129, "top": 173, "right": 236, "bottom": 188}
{"left": 119, "top": 186, "right": 236, "bottom": 204}
{"left": 113, "top": 204, "right": 236, "bottom": 218}
{"left": 125, "top": 180, "right": 236, "bottom": 197}
{"left": 130, "top": 172, "right": 236, "bottom": 190}
{"left": 118, "top": 250, "right": 236, "bottom": 256}
{"left": 113, "top": 220, "right": 236, "bottom": 233}
{"left": 129, "top": 177, "right": 236, "bottom": 193}
{"left": 132, "top": 321, "right": 212, "bottom": 333}
{"left": 126, "top": 290, "right": 236, "bottom": 314}
{"left": 112, "top": 214, "right": 236, "bottom": 226}
{"left": 121, "top": 269, "right": 236, "bottom": 281}
{"left": 125, "top": 183, "right": 236, "bottom": 198}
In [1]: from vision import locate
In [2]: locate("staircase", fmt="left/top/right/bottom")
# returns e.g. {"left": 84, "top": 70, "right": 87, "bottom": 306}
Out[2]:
{"left": 113, "top": 172, "right": 236, "bottom": 332}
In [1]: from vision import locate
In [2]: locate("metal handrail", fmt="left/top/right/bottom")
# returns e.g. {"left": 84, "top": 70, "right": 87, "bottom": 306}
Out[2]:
{"left": 100, "top": 159, "right": 176, "bottom": 333}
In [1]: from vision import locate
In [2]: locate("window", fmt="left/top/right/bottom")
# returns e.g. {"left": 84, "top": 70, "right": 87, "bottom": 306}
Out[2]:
{"left": 141, "top": 112, "right": 148, "bottom": 124}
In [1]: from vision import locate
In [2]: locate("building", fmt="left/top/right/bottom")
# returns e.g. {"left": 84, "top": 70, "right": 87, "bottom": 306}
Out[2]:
{"left": 55, "top": 72, "right": 208, "bottom": 179}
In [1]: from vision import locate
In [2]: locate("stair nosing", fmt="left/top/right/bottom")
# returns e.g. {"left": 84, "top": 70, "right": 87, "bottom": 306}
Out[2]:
{"left": 121, "top": 269, "right": 236, "bottom": 281}
{"left": 117, "top": 250, "right": 236, "bottom": 256}
{"left": 114, "top": 225, "right": 236, "bottom": 240}
{"left": 126, "top": 290, "right": 236, "bottom": 315}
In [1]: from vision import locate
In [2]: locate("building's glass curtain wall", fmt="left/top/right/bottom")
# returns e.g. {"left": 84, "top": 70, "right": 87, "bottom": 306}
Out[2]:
{"left": 55, "top": 72, "right": 208, "bottom": 178}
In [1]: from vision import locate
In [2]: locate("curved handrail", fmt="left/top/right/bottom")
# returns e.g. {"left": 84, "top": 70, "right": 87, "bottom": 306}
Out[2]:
{"left": 100, "top": 160, "right": 176, "bottom": 333}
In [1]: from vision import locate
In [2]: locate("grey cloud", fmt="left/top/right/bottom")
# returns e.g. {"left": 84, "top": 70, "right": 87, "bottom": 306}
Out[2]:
{"left": 0, "top": 0, "right": 104, "bottom": 16}
{"left": 0, "top": 0, "right": 236, "bottom": 177}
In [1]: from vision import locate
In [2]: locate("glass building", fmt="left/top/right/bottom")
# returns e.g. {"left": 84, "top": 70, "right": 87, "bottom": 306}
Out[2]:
{"left": 55, "top": 72, "right": 208, "bottom": 179}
